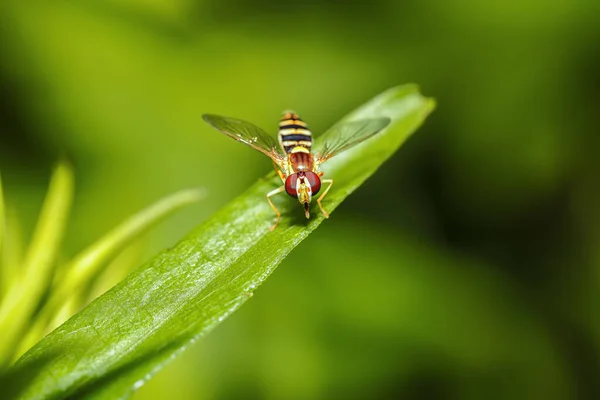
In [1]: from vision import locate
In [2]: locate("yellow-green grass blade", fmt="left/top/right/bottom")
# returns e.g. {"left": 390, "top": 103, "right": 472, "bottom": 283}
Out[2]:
{"left": 0, "top": 161, "right": 74, "bottom": 366}
{"left": 86, "top": 243, "right": 143, "bottom": 304}
{"left": 0, "top": 172, "right": 4, "bottom": 296}
{"left": 0, "top": 208, "right": 25, "bottom": 303}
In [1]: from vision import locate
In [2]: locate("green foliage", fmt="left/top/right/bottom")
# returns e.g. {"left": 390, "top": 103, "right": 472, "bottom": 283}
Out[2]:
{"left": 3, "top": 85, "right": 434, "bottom": 399}
{"left": 16, "top": 188, "right": 207, "bottom": 359}
{"left": 0, "top": 164, "right": 204, "bottom": 371}
{"left": 0, "top": 162, "right": 74, "bottom": 363}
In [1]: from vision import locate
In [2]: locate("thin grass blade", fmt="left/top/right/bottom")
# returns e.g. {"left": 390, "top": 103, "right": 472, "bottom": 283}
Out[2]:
{"left": 0, "top": 208, "right": 25, "bottom": 303}
{"left": 0, "top": 161, "right": 74, "bottom": 366}
{"left": 0, "top": 172, "right": 4, "bottom": 296}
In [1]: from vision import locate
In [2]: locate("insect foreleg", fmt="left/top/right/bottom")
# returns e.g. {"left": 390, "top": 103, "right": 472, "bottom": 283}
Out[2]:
{"left": 266, "top": 186, "right": 286, "bottom": 231}
{"left": 317, "top": 179, "right": 333, "bottom": 218}
{"left": 276, "top": 168, "right": 286, "bottom": 182}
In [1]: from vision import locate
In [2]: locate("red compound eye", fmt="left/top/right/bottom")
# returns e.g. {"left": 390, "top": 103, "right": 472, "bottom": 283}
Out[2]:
{"left": 285, "top": 173, "right": 299, "bottom": 197}
{"left": 304, "top": 171, "right": 321, "bottom": 194}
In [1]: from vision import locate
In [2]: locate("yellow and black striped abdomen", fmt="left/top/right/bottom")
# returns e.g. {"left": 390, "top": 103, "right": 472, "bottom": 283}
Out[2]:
{"left": 278, "top": 112, "right": 312, "bottom": 154}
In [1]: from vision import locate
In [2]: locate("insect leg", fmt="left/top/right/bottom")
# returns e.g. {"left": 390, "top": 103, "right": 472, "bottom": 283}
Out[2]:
{"left": 276, "top": 168, "right": 286, "bottom": 182}
{"left": 272, "top": 159, "right": 290, "bottom": 182}
{"left": 317, "top": 179, "right": 333, "bottom": 218}
{"left": 266, "top": 186, "right": 285, "bottom": 231}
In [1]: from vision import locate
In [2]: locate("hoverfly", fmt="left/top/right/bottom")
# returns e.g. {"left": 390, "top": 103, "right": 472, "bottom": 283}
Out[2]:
{"left": 202, "top": 111, "right": 390, "bottom": 230}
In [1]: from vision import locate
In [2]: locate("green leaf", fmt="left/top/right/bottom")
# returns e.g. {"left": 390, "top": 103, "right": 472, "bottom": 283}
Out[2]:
{"left": 13, "top": 188, "right": 206, "bottom": 360}
{"left": 48, "top": 189, "right": 206, "bottom": 327}
{"left": 4, "top": 84, "right": 435, "bottom": 400}
{"left": 0, "top": 161, "right": 74, "bottom": 366}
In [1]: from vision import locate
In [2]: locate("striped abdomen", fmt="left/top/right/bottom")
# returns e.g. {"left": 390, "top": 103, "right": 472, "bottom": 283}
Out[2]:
{"left": 278, "top": 112, "right": 312, "bottom": 154}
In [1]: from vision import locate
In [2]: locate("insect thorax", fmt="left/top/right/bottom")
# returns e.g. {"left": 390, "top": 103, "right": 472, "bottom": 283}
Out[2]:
{"left": 288, "top": 151, "right": 315, "bottom": 172}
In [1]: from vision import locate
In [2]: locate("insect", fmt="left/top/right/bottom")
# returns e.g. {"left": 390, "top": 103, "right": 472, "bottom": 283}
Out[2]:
{"left": 202, "top": 111, "right": 390, "bottom": 230}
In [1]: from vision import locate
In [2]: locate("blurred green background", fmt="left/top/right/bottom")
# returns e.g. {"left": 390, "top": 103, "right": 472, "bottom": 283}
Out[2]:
{"left": 1, "top": 0, "right": 599, "bottom": 399}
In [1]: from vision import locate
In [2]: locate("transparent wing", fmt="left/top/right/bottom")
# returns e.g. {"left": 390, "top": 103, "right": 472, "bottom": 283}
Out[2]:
{"left": 315, "top": 117, "right": 391, "bottom": 163}
{"left": 202, "top": 114, "right": 285, "bottom": 165}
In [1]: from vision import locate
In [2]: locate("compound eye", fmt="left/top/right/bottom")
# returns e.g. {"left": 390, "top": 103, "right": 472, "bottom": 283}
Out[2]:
{"left": 285, "top": 173, "right": 298, "bottom": 197}
{"left": 304, "top": 171, "right": 321, "bottom": 194}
